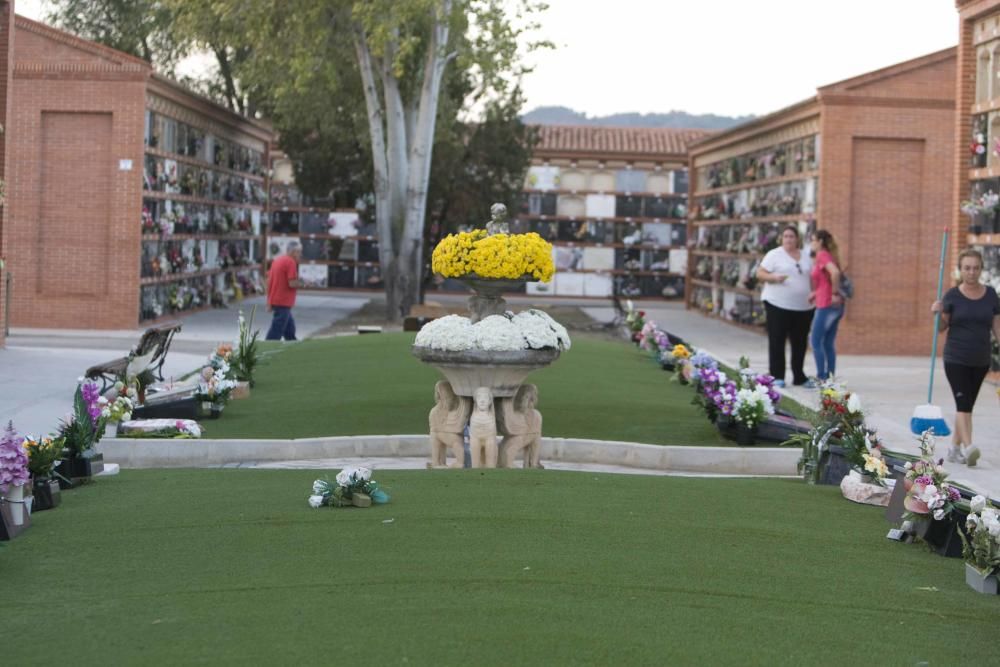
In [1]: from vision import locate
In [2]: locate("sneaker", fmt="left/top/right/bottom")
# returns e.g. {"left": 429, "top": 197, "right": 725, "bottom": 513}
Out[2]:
{"left": 774, "top": 379, "right": 786, "bottom": 388}
{"left": 947, "top": 446, "right": 967, "bottom": 465}
{"left": 966, "top": 447, "right": 981, "bottom": 467}
{"left": 801, "top": 379, "right": 819, "bottom": 389}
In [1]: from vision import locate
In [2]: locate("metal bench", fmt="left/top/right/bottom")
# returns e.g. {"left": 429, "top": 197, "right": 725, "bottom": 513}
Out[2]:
{"left": 84, "top": 322, "right": 182, "bottom": 391}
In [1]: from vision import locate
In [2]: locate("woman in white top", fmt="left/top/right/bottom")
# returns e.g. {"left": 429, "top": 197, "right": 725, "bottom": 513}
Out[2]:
{"left": 755, "top": 226, "right": 814, "bottom": 387}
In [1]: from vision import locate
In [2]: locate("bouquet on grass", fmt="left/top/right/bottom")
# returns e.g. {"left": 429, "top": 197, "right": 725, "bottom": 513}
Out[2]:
{"left": 58, "top": 381, "right": 106, "bottom": 455}
{"left": 232, "top": 307, "right": 261, "bottom": 387}
{"left": 208, "top": 343, "right": 234, "bottom": 371}
{"left": 623, "top": 300, "right": 645, "bottom": 342}
{"left": 22, "top": 435, "right": 64, "bottom": 479}
{"left": 668, "top": 343, "right": 693, "bottom": 383}
{"left": 692, "top": 365, "right": 728, "bottom": 421}
{"left": 903, "top": 430, "right": 962, "bottom": 522}
{"left": 818, "top": 380, "right": 864, "bottom": 428}
{"left": 837, "top": 422, "right": 890, "bottom": 486}
{"left": 712, "top": 358, "right": 780, "bottom": 429}
{"left": 1, "top": 421, "right": 30, "bottom": 493}
{"left": 194, "top": 365, "right": 238, "bottom": 405}
{"left": 119, "top": 419, "right": 202, "bottom": 439}
{"left": 960, "top": 495, "right": 1000, "bottom": 578}
{"left": 308, "top": 466, "right": 390, "bottom": 508}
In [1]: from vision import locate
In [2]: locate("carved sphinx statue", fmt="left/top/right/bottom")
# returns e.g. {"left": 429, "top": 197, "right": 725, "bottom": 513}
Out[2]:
{"left": 496, "top": 383, "right": 543, "bottom": 469}
{"left": 468, "top": 386, "right": 498, "bottom": 468}
{"left": 485, "top": 202, "right": 509, "bottom": 236}
{"left": 428, "top": 381, "right": 472, "bottom": 468}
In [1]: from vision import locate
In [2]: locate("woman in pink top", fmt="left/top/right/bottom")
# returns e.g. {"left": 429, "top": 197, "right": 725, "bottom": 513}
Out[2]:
{"left": 808, "top": 230, "right": 844, "bottom": 383}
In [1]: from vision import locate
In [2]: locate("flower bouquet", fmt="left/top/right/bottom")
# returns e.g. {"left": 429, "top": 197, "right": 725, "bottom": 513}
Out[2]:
{"left": 119, "top": 419, "right": 202, "bottom": 438}
{"left": 959, "top": 496, "right": 1000, "bottom": 594}
{"left": 1, "top": 421, "right": 31, "bottom": 532}
{"left": 623, "top": 300, "right": 645, "bottom": 343}
{"left": 22, "top": 435, "right": 64, "bottom": 511}
{"left": 232, "top": 307, "right": 261, "bottom": 388}
{"left": 818, "top": 381, "right": 864, "bottom": 428}
{"left": 669, "top": 343, "right": 693, "bottom": 383}
{"left": 194, "top": 366, "right": 238, "bottom": 416}
{"left": 901, "top": 431, "right": 966, "bottom": 555}
{"left": 308, "top": 467, "right": 390, "bottom": 508}
{"left": 55, "top": 381, "right": 107, "bottom": 485}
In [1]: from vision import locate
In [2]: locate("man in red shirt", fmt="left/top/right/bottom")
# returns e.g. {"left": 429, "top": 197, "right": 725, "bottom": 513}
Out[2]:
{"left": 266, "top": 241, "right": 303, "bottom": 341}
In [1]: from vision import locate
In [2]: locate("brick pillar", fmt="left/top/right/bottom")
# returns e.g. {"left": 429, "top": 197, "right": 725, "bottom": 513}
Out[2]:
{"left": 0, "top": 1, "right": 13, "bottom": 348}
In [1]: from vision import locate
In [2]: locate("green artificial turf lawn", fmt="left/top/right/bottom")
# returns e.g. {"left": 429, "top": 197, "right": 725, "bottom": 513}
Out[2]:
{"left": 207, "top": 333, "right": 742, "bottom": 444}
{"left": 3, "top": 470, "right": 994, "bottom": 665}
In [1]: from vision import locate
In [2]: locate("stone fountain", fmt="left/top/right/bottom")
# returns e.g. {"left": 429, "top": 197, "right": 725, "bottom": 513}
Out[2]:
{"left": 412, "top": 203, "right": 565, "bottom": 469}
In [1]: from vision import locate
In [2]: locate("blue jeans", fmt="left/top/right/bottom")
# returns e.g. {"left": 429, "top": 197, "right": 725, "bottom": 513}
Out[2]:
{"left": 266, "top": 306, "right": 297, "bottom": 341}
{"left": 811, "top": 304, "right": 843, "bottom": 380}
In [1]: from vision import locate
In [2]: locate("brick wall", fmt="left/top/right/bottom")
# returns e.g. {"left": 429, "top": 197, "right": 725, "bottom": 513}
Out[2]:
{"left": 818, "top": 98, "right": 956, "bottom": 355}
{"left": 7, "top": 21, "right": 147, "bottom": 329}
{"left": 0, "top": 1, "right": 14, "bottom": 347}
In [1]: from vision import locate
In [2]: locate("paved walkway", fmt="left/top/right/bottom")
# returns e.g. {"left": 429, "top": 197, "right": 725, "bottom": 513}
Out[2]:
{"left": 610, "top": 303, "right": 999, "bottom": 499}
{"left": 0, "top": 294, "right": 367, "bottom": 435}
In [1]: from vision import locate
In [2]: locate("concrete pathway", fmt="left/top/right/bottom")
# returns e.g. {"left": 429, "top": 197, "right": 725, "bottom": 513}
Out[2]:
{"left": 0, "top": 294, "right": 368, "bottom": 435}
{"left": 618, "top": 303, "right": 1000, "bottom": 499}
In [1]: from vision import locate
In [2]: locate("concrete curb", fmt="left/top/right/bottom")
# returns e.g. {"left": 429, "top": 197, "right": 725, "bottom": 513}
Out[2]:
{"left": 98, "top": 435, "right": 800, "bottom": 476}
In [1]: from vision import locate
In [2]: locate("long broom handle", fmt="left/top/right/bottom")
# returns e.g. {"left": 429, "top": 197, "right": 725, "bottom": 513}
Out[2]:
{"left": 928, "top": 228, "right": 949, "bottom": 404}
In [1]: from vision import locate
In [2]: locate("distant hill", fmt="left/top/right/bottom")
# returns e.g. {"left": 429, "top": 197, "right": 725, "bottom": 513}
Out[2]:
{"left": 521, "top": 106, "right": 753, "bottom": 130}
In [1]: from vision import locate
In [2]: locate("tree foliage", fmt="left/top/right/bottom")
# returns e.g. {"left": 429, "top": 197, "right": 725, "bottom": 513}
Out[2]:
{"left": 46, "top": 0, "right": 548, "bottom": 320}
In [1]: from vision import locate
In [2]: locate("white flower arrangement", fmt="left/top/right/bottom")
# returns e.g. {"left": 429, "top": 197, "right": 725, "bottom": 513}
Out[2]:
{"left": 415, "top": 310, "right": 571, "bottom": 352}
{"left": 414, "top": 315, "right": 476, "bottom": 351}
{"left": 512, "top": 309, "right": 571, "bottom": 351}
{"left": 309, "top": 466, "right": 388, "bottom": 508}
{"left": 195, "top": 366, "right": 238, "bottom": 403}
{"left": 475, "top": 315, "right": 527, "bottom": 351}
{"left": 732, "top": 385, "right": 775, "bottom": 428}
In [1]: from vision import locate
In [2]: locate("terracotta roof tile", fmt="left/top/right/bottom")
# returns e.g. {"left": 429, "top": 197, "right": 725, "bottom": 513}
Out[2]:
{"left": 533, "top": 125, "right": 713, "bottom": 158}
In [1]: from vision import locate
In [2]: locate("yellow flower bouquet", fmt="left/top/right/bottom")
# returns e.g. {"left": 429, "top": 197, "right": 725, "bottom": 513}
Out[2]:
{"left": 432, "top": 231, "right": 555, "bottom": 283}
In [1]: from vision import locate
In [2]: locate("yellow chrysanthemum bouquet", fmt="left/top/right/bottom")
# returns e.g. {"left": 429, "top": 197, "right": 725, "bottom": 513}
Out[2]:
{"left": 432, "top": 230, "right": 555, "bottom": 283}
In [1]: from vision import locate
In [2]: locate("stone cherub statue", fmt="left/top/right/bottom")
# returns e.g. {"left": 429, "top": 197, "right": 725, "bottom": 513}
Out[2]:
{"left": 485, "top": 203, "right": 509, "bottom": 236}
{"left": 496, "top": 383, "right": 543, "bottom": 469}
{"left": 428, "top": 381, "right": 472, "bottom": 468}
{"left": 469, "top": 386, "right": 498, "bottom": 468}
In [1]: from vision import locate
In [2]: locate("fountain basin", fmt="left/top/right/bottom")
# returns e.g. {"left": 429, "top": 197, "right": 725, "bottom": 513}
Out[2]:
{"left": 411, "top": 346, "right": 560, "bottom": 397}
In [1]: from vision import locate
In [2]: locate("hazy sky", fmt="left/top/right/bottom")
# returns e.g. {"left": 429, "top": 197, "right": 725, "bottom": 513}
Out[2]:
{"left": 15, "top": 0, "right": 960, "bottom": 118}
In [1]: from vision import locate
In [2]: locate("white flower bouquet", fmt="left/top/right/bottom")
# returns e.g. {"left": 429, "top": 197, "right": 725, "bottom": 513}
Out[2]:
{"left": 308, "top": 466, "right": 390, "bottom": 508}
{"left": 732, "top": 385, "right": 775, "bottom": 429}
{"left": 961, "top": 496, "right": 1000, "bottom": 576}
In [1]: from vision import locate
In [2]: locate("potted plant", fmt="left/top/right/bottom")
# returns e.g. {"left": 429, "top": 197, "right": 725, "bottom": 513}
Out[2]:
{"left": 99, "top": 381, "right": 136, "bottom": 438}
{"left": 55, "top": 381, "right": 107, "bottom": 488}
{"left": 959, "top": 496, "right": 1000, "bottom": 594}
{"left": 0, "top": 421, "right": 32, "bottom": 540}
{"left": 22, "top": 435, "right": 64, "bottom": 511}
{"left": 901, "top": 430, "right": 965, "bottom": 557}
{"left": 194, "top": 365, "right": 237, "bottom": 418}
{"left": 232, "top": 306, "right": 261, "bottom": 392}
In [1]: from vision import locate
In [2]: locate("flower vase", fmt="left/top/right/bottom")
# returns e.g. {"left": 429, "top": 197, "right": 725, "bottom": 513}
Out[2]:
{"left": 105, "top": 422, "right": 118, "bottom": 438}
{"left": 351, "top": 493, "right": 372, "bottom": 508}
{"left": 965, "top": 563, "right": 999, "bottom": 595}
{"left": 736, "top": 423, "right": 757, "bottom": 446}
{"left": 6, "top": 484, "right": 25, "bottom": 526}
{"left": 32, "top": 477, "right": 61, "bottom": 512}
{"left": 913, "top": 514, "right": 964, "bottom": 558}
